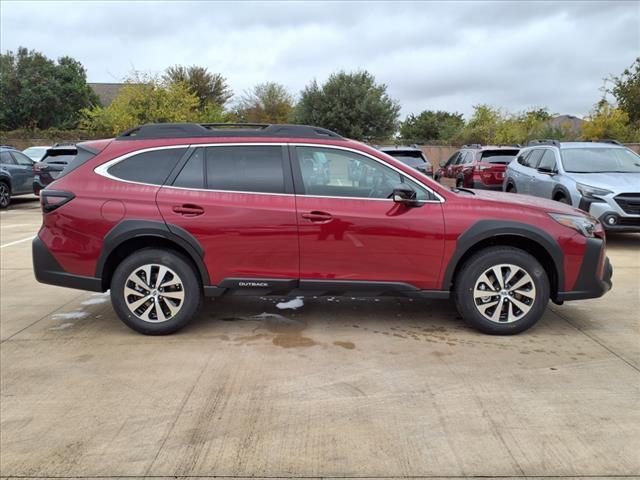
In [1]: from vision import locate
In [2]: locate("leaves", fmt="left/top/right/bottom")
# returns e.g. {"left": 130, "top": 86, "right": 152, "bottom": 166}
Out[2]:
{"left": 294, "top": 71, "right": 400, "bottom": 140}
{"left": 400, "top": 110, "right": 464, "bottom": 143}
{"left": 234, "top": 82, "right": 294, "bottom": 124}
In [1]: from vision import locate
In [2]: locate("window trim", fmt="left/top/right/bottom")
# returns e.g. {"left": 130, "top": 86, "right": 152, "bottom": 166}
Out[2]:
{"left": 95, "top": 143, "right": 444, "bottom": 203}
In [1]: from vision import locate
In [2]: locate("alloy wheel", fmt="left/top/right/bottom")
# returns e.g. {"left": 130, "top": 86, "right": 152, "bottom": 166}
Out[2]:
{"left": 124, "top": 264, "right": 185, "bottom": 323}
{"left": 0, "top": 184, "right": 9, "bottom": 208}
{"left": 473, "top": 263, "right": 536, "bottom": 323}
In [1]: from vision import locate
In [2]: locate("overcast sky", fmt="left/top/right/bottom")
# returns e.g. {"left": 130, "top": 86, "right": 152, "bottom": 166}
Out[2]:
{"left": 1, "top": 0, "right": 638, "bottom": 118}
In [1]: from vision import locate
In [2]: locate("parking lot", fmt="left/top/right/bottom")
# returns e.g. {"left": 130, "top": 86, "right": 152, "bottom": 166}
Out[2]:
{"left": 0, "top": 196, "right": 639, "bottom": 478}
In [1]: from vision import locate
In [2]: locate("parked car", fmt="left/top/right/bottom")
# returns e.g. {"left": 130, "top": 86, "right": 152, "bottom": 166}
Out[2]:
{"left": 504, "top": 140, "right": 640, "bottom": 232}
{"left": 378, "top": 145, "right": 433, "bottom": 176}
{"left": 435, "top": 145, "right": 520, "bottom": 190}
{"left": 22, "top": 146, "right": 51, "bottom": 162}
{"left": 33, "top": 143, "right": 78, "bottom": 195}
{"left": 0, "top": 146, "right": 35, "bottom": 208}
{"left": 33, "top": 123, "right": 612, "bottom": 336}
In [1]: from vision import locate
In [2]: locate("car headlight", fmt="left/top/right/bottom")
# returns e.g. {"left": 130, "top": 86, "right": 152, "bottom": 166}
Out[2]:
{"left": 576, "top": 183, "right": 613, "bottom": 199}
{"left": 548, "top": 213, "right": 597, "bottom": 237}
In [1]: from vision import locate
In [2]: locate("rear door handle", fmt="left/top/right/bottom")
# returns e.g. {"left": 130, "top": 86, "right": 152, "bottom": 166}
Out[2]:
{"left": 301, "top": 211, "right": 333, "bottom": 223}
{"left": 172, "top": 204, "right": 205, "bottom": 216}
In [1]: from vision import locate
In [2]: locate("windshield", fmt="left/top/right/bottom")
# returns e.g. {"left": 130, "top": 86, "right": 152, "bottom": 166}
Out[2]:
{"left": 561, "top": 148, "right": 640, "bottom": 173}
{"left": 480, "top": 150, "right": 518, "bottom": 164}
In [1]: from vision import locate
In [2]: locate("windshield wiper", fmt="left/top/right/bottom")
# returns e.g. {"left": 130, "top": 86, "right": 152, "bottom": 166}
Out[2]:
{"left": 452, "top": 187, "right": 475, "bottom": 195}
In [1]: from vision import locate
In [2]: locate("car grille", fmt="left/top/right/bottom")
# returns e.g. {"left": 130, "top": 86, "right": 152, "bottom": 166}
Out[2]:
{"left": 615, "top": 193, "right": 640, "bottom": 215}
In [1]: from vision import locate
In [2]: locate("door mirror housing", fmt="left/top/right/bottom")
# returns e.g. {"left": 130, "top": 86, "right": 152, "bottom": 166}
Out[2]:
{"left": 538, "top": 166, "right": 557, "bottom": 175}
{"left": 392, "top": 183, "right": 418, "bottom": 206}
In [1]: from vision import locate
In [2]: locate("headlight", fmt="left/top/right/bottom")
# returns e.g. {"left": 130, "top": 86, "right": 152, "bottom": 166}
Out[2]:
{"left": 548, "top": 213, "right": 597, "bottom": 237}
{"left": 576, "top": 183, "right": 613, "bottom": 198}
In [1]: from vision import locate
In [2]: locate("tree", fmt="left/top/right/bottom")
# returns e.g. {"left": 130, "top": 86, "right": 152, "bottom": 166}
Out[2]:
{"left": 164, "top": 65, "right": 232, "bottom": 109}
{"left": 399, "top": 110, "right": 464, "bottom": 143}
{"left": 81, "top": 73, "right": 226, "bottom": 136}
{"left": 294, "top": 71, "right": 400, "bottom": 140}
{"left": 608, "top": 57, "right": 640, "bottom": 124}
{"left": 0, "top": 47, "right": 99, "bottom": 130}
{"left": 582, "top": 99, "right": 637, "bottom": 142}
{"left": 234, "top": 82, "right": 294, "bottom": 123}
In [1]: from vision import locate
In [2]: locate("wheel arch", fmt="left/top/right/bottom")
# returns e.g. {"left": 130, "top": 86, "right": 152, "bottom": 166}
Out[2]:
{"left": 0, "top": 173, "right": 11, "bottom": 189}
{"left": 97, "top": 220, "right": 210, "bottom": 291}
{"left": 442, "top": 220, "right": 564, "bottom": 297}
{"left": 552, "top": 184, "right": 572, "bottom": 201}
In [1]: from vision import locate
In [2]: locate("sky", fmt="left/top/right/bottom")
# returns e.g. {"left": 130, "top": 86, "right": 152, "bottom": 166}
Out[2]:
{"left": 1, "top": 0, "right": 638, "bottom": 119}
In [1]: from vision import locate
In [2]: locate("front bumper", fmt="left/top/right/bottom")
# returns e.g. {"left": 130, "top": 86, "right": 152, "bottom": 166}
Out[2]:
{"left": 33, "top": 235, "right": 103, "bottom": 292}
{"left": 555, "top": 237, "right": 613, "bottom": 301}
{"left": 578, "top": 196, "right": 640, "bottom": 232}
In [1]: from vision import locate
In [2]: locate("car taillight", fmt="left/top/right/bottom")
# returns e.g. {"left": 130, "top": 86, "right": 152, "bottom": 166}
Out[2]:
{"left": 40, "top": 190, "right": 75, "bottom": 213}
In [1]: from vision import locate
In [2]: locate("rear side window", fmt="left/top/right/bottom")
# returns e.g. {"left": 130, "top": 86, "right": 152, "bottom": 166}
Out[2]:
{"left": 173, "top": 149, "right": 205, "bottom": 189}
{"left": 108, "top": 148, "right": 187, "bottom": 185}
{"left": 206, "top": 146, "right": 285, "bottom": 193}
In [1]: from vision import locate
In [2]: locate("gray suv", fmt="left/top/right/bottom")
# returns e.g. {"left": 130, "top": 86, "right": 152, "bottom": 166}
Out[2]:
{"left": 504, "top": 140, "right": 640, "bottom": 232}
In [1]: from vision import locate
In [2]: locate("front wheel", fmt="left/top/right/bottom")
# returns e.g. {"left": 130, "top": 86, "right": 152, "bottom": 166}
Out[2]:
{"left": 454, "top": 246, "right": 549, "bottom": 334}
{"left": 110, "top": 248, "right": 203, "bottom": 335}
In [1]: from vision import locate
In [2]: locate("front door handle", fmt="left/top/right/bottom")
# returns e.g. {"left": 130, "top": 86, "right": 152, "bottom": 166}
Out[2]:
{"left": 172, "top": 204, "right": 205, "bottom": 217}
{"left": 301, "top": 211, "right": 333, "bottom": 223}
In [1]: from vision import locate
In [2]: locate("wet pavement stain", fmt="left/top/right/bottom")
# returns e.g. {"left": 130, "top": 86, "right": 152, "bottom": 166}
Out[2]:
{"left": 333, "top": 341, "right": 356, "bottom": 350}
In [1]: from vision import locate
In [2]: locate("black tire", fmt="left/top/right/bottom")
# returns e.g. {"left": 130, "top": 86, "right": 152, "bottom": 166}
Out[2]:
{"left": 456, "top": 178, "right": 464, "bottom": 188}
{"left": 110, "top": 248, "right": 203, "bottom": 335}
{"left": 556, "top": 195, "right": 571, "bottom": 205}
{"left": 506, "top": 183, "right": 517, "bottom": 193}
{"left": 454, "top": 246, "right": 549, "bottom": 335}
{"left": 0, "top": 181, "right": 10, "bottom": 209}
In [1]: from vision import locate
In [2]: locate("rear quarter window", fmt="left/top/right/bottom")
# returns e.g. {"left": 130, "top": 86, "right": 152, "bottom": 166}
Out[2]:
{"left": 107, "top": 148, "right": 187, "bottom": 185}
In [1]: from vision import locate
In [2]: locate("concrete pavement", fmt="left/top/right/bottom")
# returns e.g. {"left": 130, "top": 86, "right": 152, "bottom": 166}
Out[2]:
{"left": 1, "top": 197, "right": 639, "bottom": 479}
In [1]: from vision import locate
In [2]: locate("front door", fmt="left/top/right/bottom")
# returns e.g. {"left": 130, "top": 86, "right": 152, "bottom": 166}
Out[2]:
{"left": 292, "top": 145, "right": 445, "bottom": 291}
{"left": 156, "top": 145, "right": 299, "bottom": 286}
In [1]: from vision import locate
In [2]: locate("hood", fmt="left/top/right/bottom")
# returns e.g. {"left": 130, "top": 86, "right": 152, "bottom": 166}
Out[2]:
{"left": 565, "top": 172, "right": 640, "bottom": 192}
{"left": 464, "top": 189, "right": 584, "bottom": 216}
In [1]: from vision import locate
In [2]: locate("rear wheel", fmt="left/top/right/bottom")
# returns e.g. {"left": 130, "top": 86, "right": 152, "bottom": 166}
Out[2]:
{"left": 506, "top": 183, "right": 517, "bottom": 193}
{"left": 454, "top": 247, "right": 549, "bottom": 334}
{"left": 456, "top": 178, "right": 464, "bottom": 188}
{"left": 110, "top": 248, "right": 203, "bottom": 335}
{"left": 0, "top": 182, "right": 10, "bottom": 209}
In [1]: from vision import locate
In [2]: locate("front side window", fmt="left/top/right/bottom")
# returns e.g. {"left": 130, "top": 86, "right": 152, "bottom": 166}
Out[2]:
{"left": 12, "top": 152, "right": 34, "bottom": 166}
{"left": 296, "top": 146, "right": 432, "bottom": 200}
{"left": 560, "top": 147, "right": 640, "bottom": 173}
{"left": 0, "top": 151, "right": 15, "bottom": 165}
{"left": 107, "top": 148, "right": 187, "bottom": 185}
{"left": 445, "top": 152, "right": 460, "bottom": 167}
{"left": 538, "top": 150, "right": 557, "bottom": 171}
{"left": 206, "top": 145, "right": 285, "bottom": 193}
{"left": 524, "top": 149, "right": 544, "bottom": 168}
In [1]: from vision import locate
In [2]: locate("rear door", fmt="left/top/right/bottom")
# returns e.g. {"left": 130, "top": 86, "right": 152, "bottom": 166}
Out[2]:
{"left": 519, "top": 149, "right": 544, "bottom": 194}
{"left": 156, "top": 144, "right": 299, "bottom": 286}
{"left": 292, "top": 145, "right": 445, "bottom": 290}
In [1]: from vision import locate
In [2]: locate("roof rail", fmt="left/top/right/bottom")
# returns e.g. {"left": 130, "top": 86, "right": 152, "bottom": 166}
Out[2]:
{"left": 527, "top": 139, "right": 560, "bottom": 147}
{"left": 461, "top": 144, "right": 482, "bottom": 149}
{"left": 598, "top": 139, "right": 622, "bottom": 145}
{"left": 117, "top": 123, "right": 344, "bottom": 141}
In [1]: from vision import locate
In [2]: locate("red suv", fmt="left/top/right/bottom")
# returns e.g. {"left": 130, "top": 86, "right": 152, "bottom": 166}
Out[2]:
{"left": 435, "top": 145, "right": 519, "bottom": 190}
{"left": 33, "top": 123, "right": 612, "bottom": 335}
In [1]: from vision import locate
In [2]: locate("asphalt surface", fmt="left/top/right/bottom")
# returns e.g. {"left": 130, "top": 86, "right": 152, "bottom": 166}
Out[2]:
{"left": 1, "top": 195, "right": 639, "bottom": 479}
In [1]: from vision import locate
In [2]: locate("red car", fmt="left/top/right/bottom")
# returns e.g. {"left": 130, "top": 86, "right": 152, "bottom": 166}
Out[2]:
{"left": 33, "top": 123, "right": 611, "bottom": 335}
{"left": 435, "top": 145, "right": 520, "bottom": 190}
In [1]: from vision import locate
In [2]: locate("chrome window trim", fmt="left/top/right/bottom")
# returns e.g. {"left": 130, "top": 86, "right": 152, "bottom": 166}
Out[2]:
{"left": 94, "top": 142, "right": 445, "bottom": 203}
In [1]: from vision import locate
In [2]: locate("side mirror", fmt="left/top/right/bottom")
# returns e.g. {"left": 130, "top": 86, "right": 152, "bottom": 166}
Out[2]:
{"left": 439, "top": 161, "right": 446, "bottom": 168}
{"left": 538, "top": 166, "right": 557, "bottom": 175}
{"left": 392, "top": 183, "right": 418, "bottom": 206}
{"left": 47, "top": 164, "right": 65, "bottom": 172}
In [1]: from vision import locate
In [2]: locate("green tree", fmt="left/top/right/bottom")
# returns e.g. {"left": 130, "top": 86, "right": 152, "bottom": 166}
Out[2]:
{"left": 457, "top": 105, "right": 502, "bottom": 144}
{"left": 234, "top": 82, "right": 294, "bottom": 123}
{"left": 81, "top": 73, "right": 226, "bottom": 136}
{"left": 608, "top": 57, "right": 640, "bottom": 124}
{"left": 294, "top": 71, "right": 400, "bottom": 140}
{"left": 399, "top": 110, "right": 464, "bottom": 143}
{"left": 0, "top": 47, "right": 99, "bottom": 130}
{"left": 582, "top": 99, "right": 637, "bottom": 142}
{"left": 164, "top": 65, "right": 232, "bottom": 109}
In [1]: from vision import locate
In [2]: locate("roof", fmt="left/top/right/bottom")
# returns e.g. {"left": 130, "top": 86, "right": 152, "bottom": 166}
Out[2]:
{"left": 89, "top": 83, "right": 127, "bottom": 106}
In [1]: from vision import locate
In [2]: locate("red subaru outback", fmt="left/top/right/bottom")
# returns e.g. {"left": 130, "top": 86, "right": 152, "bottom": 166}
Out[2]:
{"left": 33, "top": 123, "right": 612, "bottom": 335}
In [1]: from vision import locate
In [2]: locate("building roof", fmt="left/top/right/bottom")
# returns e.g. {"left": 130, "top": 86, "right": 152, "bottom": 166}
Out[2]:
{"left": 89, "top": 83, "right": 127, "bottom": 107}
{"left": 548, "top": 115, "right": 585, "bottom": 135}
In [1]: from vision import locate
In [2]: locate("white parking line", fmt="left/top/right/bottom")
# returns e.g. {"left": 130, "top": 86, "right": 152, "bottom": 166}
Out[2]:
{"left": 0, "top": 236, "right": 35, "bottom": 249}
